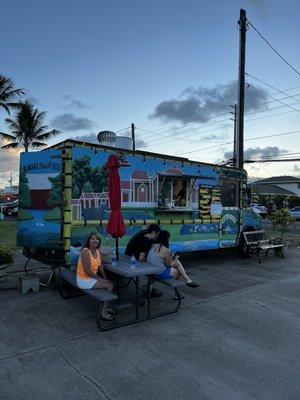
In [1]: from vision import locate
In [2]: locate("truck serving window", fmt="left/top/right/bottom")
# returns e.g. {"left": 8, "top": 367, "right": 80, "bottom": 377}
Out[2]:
{"left": 158, "top": 177, "right": 189, "bottom": 209}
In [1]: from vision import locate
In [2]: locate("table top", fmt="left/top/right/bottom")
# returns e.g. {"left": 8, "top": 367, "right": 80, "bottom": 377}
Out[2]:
{"left": 103, "top": 256, "right": 164, "bottom": 278}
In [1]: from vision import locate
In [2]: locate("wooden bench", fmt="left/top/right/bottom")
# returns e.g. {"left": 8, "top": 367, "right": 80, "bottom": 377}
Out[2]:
{"left": 59, "top": 267, "right": 118, "bottom": 329}
{"left": 243, "top": 230, "right": 284, "bottom": 263}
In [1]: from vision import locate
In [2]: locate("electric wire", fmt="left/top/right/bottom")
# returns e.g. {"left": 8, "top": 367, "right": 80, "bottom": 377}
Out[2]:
{"left": 178, "top": 129, "right": 300, "bottom": 156}
{"left": 138, "top": 89, "right": 300, "bottom": 146}
{"left": 248, "top": 20, "right": 300, "bottom": 78}
{"left": 246, "top": 83, "right": 300, "bottom": 114}
{"left": 246, "top": 73, "right": 300, "bottom": 104}
{"left": 115, "top": 126, "right": 130, "bottom": 133}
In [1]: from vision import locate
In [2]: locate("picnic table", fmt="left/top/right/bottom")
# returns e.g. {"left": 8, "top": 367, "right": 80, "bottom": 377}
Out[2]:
{"left": 102, "top": 256, "right": 184, "bottom": 329}
{"left": 59, "top": 255, "right": 184, "bottom": 330}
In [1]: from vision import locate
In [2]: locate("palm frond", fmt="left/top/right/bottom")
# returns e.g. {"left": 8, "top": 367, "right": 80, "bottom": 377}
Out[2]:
{"left": 36, "top": 129, "right": 61, "bottom": 140}
{"left": 0, "top": 101, "right": 11, "bottom": 114}
{"left": 6, "top": 101, "right": 24, "bottom": 109}
{"left": 30, "top": 141, "right": 47, "bottom": 148}
{"left": 0, "top": 131, "right": 16, "bottom": 141}
{"left": 1, "top": 142, "right": 19, "bottom": 149}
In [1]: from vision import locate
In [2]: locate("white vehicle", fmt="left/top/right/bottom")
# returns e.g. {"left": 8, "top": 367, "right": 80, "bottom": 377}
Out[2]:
{"left": 250, "top": 203, "right": 268, "bottom": 218}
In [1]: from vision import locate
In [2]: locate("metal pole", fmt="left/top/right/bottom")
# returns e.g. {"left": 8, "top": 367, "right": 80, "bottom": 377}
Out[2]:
{"left": 236, "top": 9, "right": 247, "bottom": 169}
{"left": 131, "top": 123, "right": 135, "bottom": 151}
{"left": 230, "top": 104, "right": 237, "bottom": 167}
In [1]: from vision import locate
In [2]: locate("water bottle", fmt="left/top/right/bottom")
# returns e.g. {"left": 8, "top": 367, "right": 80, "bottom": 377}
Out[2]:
{"left": 112, "top": 250, "right": 117, "bottom": 266}
{"left": 130, "top": 255, "right": 136, "bottom": 270}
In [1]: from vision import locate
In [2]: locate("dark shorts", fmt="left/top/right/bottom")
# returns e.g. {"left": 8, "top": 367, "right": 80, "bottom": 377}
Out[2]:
{"left": 154, "top": 267, "right": 172, "bottom": 280}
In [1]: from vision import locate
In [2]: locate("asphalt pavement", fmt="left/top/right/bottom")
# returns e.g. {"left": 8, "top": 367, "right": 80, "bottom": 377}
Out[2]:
{"left": 1, "top": 246, "right": 300, "bottom": 400}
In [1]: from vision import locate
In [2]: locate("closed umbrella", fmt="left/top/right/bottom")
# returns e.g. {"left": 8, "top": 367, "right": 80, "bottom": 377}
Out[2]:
{"left": 106, "top": 154, "right": 126, "bottom": 260}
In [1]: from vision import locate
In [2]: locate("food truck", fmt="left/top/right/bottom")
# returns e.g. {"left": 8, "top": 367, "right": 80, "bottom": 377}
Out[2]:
{"left": 17, "top": 139, "right": 261, "bottom": 267}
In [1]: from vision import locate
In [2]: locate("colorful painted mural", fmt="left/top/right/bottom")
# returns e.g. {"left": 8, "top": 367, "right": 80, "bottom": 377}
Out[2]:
{"left": 17, "top": 150, "right": 62, "bottom": 248}
{"left": 17, "top": 141, "right": 260, "bottom": 266}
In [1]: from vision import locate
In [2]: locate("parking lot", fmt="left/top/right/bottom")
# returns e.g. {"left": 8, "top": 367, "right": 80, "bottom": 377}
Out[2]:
{"left": 1, "top": 246, "right": 300, "bottom": 400}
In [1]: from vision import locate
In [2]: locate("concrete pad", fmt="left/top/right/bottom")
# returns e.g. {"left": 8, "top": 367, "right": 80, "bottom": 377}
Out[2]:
{"left": 0, "top": 248, "right": 299, "bottom": 400}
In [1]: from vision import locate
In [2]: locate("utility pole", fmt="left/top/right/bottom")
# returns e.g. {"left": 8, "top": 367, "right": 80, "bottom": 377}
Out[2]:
{"left": 236, "top": 9, "right": 247, "bottom": 169}
{"left": 131, "top": 123, "right": 135, "bottom": 151}
{"left": 229, "top": 104, "right": 237, "bottom": 167}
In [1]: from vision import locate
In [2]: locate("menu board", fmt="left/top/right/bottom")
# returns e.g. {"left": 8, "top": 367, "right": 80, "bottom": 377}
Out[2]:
{"left": 199, "top": 186, "right": 222, "bottom": 219}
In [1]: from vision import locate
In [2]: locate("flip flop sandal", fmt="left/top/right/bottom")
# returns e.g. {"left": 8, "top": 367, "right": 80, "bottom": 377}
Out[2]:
{"left": 186, "top": 281, "right": 199, "bottom": 288}
{"left": 101, "top": 313, "right": 115, "bottom": 321}
{"left": 150, "top": 289, "right": 163, "bottom": 298}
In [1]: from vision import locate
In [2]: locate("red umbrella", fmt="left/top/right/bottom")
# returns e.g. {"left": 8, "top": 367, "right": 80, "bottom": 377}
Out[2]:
{"left": 106, "top": 155, "right": 126, "bottom": 259}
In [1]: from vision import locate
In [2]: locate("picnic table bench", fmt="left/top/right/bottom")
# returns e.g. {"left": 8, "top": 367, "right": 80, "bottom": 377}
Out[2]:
{"left": 243, "top": 230, "right": 284, "bottom": 263}
{"left": 59, "top": 267, "right": 118, "bottom": 330}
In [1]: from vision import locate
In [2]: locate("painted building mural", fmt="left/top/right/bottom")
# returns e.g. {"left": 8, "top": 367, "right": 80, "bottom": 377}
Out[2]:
{"left": 17, "top": 150, "right": 62, "bottom": 248}
{"left": 17, "top": 143, "right": 260, "bottom": 263}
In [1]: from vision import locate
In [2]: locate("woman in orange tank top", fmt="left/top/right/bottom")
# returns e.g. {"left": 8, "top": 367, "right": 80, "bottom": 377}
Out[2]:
{"left": 76, "top": 232, "right": 115, "bottom": 321}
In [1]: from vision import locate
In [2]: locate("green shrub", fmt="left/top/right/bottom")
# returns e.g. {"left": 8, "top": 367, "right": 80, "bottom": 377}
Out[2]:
{"left": 269, "top": 208, "right": 294, "bottom": 236}
{"left": 0, "top": 245, "right": 14, "bottom": 265}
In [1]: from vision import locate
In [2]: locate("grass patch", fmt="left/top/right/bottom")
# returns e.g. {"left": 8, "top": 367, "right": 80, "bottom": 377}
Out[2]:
{"left": 43, "top": 207, "right": 61, "bottom": 221}
{"left": 0, "top": 220, "right": 19, "bottom": 250}
{"left": 18, "top": 209, "right": 33, "bottom": 220}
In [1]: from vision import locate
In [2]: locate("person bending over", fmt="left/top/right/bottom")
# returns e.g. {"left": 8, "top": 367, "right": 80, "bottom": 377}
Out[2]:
{"left": 147, "top": 230, "right": 198, "bottom": 299}
{"left": 125, "top": 224, "right": 161, "bottom": 261}
{"left": 125, "top": 224, "right": 162, "bottom": 298}
{"left": 76, "top": 232, "right": 115, "bottom": 321}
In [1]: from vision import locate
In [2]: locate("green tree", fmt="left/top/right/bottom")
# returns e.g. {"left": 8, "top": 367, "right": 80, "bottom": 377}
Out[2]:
{"left": 83, "top": 181, "right": 93, "bottom": 193}
{"left": 0, "top": 75, "right": 24, "bottom": 114}
{"left": 72, "top": 156, "right": 92, "bottom": 196}
{"left": 0, "top": 101, "right": 61, "bottom": 152}
{"left": 73, "top": 184, "right": 81, "bottom": 199}
{"left": 72, "top": 156, "right": 108, "bottom": 197}
{"left": 48, "top": 174, "right": 62, "bottom": 206}
{"left": 19, "top": 172, "right": 31, "bottom": 208}
{"left": 91, "top": 165, "right": 108, "bottom": 192}
{"left": 269, "top": 208, "right": 294, "bottom": 238}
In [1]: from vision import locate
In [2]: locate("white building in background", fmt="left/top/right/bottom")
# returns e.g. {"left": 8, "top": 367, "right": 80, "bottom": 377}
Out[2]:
{"left": 251, "top": 176, "right": 300, "bottom": 196}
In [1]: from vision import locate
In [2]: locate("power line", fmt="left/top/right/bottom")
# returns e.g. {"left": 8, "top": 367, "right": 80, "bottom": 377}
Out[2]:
{"left": 248, "top": 20, "right": 300, "bottom": 78}
{"left": 245, "top": 158, "right": 300, "bottom": 163}
{"left": 246, "top": 73, "right": 300, "bottom": 103}
{"left": 115, "top": 126, "right": 130, "bottom": 133}
{"left": 179, "top": 129, "right": 300, "bottom": 156}
{"left": 137, "top": 88, "right": 300, "bottom": 146}
{"left": 137, "top": 112, "right": 229, "bottom": 139}
{"left": 246, "top": 83, "right": 300, "bottom": 114}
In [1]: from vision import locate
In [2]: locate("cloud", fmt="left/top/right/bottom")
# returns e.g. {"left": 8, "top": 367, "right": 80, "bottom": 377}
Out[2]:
{"left": 61, "top": 95, "right": 90, "bottom": 109}
{"left": 70, "top": 100, "right": 90, "bottom": 109}
{"left": 223, "top": 146, "right": 288, "bottom": 161}
{"left": 71, "top": 133, "right": 99, "bottom": 144}
{"left": 135, "top": 138, "right": 148, "bottom": 148}
{"left": 50, "top": 113, "right": 96, "bottom": 132}
{"left": 0, "top": 144, "right": 20, "bottom": 188}
{"left": 149, "top": 81, "right": 268, "bottom": 124}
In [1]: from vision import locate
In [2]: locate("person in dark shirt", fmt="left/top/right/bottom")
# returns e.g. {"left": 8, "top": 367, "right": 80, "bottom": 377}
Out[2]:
{"left": 125, "top": 224, "right": 162, "bottom": 299}
{"left": 125, "top": 224, "right": 161, "bottom": 260}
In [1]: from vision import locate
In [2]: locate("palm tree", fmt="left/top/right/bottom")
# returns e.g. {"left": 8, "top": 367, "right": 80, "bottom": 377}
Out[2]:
{"left": 0, "top": 75, "right": 24, "bottom": 114}
{"left": 0, "top": 101, "right": 61, "bottom": 152}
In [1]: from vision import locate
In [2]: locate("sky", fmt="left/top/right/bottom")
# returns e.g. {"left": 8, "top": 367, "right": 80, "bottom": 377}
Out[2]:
{"left": 1, "top": 0, "right": 300, "bottom": 188}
